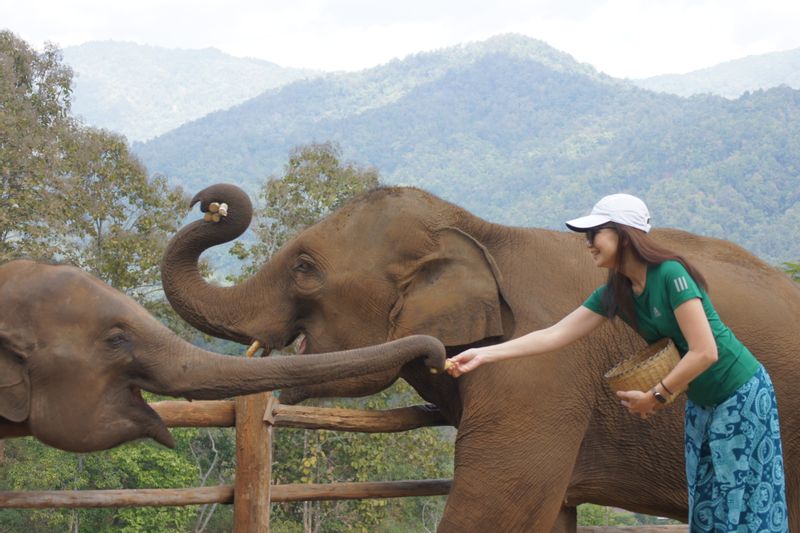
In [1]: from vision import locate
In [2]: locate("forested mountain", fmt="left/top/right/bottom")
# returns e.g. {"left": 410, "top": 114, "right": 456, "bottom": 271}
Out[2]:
{"left": 133, "top": 34, "right": 800, "bottom": 264}
{"left": 62, "top": 41, "right": 319, "bottom": 141}
{"left": 634, "top": 47, "right": 800, "bottom": 98}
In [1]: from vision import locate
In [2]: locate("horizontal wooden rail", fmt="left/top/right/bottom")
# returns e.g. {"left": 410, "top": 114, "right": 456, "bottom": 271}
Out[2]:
{"left": 152, "top": 400, "right": 236, "bottom": 427}
{"left": 270, "top": 479, "right": 452, "bottom": 502}
{"left": 1, "top": 401, "right": 448, "bottom": 440}
{"left": 0, "top": 486, "right": 234, "bottom": 509}
{"left": 0, "top": 479, "right": 452, "bottom": 509}
{"left": 269, "top": 403, "right": 449, "bottom": 432}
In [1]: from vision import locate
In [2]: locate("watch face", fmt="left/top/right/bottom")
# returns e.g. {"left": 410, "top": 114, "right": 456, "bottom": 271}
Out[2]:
{"left": 653, "top": 391, "right": 667, "bottom": 404}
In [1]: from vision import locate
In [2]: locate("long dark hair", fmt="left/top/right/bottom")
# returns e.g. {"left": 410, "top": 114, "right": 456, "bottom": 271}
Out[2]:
{"left": 602, "top": 222, "right": 708, "bottom": 331}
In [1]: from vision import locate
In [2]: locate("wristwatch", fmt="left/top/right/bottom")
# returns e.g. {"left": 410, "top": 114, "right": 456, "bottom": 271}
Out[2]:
{"left": 652, "top": 389, "right": 668, "bottom": 404}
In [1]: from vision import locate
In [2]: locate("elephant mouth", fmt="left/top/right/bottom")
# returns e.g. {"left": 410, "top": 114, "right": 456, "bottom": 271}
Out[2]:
{"left": 130, "top": 385, "right": 175, "bottom": 448}
{"left": 131, "top": 385, "right": 147, "bottom": 406}
{"left": 246, "top": 330, "right": 307, "bottom": 357}
{"left": 286, "top": 330, "right": 309, "bottom": 354}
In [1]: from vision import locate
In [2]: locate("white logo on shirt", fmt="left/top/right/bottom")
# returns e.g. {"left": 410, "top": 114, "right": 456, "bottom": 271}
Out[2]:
{"left": 673, "top": 277, "right": 689, "bottom": 292}
{"left": 652, "top": 306, "right": 662, "bottom": 318}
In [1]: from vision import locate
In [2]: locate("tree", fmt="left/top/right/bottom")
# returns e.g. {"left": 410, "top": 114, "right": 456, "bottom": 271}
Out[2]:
{"left": 230, "top": 142, "right": 379, "bottom": 273}
{"left": 59, "top": 127, "right": 188, "bottom": 299}
{"left": 783, "top": 261, "right": 800, "bottom": 282}
{"left": 0, "top": 30, "right": 190, "bottom": 296}
{"left": 0, "top": 30, "right": 74, "bottom": 262}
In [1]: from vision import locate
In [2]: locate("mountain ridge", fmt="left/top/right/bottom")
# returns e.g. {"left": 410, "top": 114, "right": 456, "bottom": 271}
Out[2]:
{"left": 633, "top": 47, "right": 800, "bottom": 98}
{"left": 60, "top": 34, "right": 799, "bottom": 265}
{"left": 63, "top": 40, "right": 320, "bottom": 141}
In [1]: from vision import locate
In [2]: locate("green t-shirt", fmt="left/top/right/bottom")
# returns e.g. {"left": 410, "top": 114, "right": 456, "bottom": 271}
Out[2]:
{"left": 583, "top": 260, "right": 759, "bottom": 406}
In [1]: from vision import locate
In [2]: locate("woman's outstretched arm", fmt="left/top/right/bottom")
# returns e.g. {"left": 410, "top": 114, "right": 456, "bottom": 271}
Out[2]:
{"left": 446, "top": 306, "right": 606, "bottom": 377}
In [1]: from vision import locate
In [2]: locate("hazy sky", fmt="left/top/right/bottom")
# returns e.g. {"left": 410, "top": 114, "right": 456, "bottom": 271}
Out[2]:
{"left": 4, "top": 0, "right": 800, "bottom": 78}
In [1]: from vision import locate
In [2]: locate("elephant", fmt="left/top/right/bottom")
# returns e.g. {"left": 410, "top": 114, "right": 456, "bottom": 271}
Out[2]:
{"left": 0, "top": 259, "right": 446, "bottom": 453}
{"left": 161, "top": 183, "right": 800, "bottom": 532}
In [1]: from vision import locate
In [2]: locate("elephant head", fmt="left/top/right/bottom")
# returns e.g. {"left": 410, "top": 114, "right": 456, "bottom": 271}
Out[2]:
{"left": 161, "top": 184, "right": 514, "bottom": 404}
{"left": 0, "top": 260, "right": 445, "bottom": 452}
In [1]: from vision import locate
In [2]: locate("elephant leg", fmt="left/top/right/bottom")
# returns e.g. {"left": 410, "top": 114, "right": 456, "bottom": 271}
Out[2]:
{"left": 437, "top": 467, "right": 568, "bottom": 532}
{"left": 549, "top": 506, "right": 577, "bottom": 533}
{"left": 437, "top": 427, "right": 582, "bottom": 532}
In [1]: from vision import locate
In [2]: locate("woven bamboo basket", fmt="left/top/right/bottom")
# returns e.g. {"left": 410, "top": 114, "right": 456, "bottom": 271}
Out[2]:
{"left": 604, "top": 338, "right": 686, "bottom": 405}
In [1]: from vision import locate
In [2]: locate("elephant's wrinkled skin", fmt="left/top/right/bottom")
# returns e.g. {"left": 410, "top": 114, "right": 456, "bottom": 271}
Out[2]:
{"left": 0, "top": 260, "right": 445, "bottom": 452}
{"left": 162, "top": 184, "right": 800, "bottom": 532}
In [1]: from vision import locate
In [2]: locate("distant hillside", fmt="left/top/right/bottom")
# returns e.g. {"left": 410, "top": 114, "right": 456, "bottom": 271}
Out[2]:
{"left": 633, "top": 47, "right": 800, "bottom": 98}
{"left": 62, "top": 41, "right": 320, "bottom": 141}
{"left": 134, "top": 34, "right": 620, "bottom": 194}
{"left": 132, "top": 34, "right": 800, "bottom": 265}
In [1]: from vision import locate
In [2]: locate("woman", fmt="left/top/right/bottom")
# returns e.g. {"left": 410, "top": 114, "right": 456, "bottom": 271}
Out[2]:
{"left": 447, "top": 193, "right": 788, "bottom": 532}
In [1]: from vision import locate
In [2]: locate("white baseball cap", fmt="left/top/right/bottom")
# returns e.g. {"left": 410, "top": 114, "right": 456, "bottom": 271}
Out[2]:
{"left": 565, "top": 193, "right": 651, "bottom": 233}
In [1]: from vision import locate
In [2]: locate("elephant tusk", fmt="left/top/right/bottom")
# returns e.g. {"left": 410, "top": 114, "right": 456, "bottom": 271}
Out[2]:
{"left": 246, "top": 340, "right": 263, "bottom": 358}
{"left": 218, "top": 203, "right": 228, "bottom": 217}
{"left": 430, "top": 360, "right": 454, "bottom": 374}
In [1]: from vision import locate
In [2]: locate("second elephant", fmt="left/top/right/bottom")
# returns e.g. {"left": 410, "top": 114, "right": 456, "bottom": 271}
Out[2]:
{"left": 0, "top": 260, "right": 445, "bottom": 452}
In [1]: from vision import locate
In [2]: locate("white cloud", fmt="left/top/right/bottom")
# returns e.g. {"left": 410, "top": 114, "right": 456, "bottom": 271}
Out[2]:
{"left": 2, "top": 0, "right": 800, "bottom": 76}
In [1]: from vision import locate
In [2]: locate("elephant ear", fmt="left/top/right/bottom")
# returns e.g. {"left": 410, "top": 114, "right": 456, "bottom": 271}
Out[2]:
{"left": 389, "top": 227, "right": 515, "bottom": 346}
{"left": 0, "top": 325, "right": 31, "bottom": 422}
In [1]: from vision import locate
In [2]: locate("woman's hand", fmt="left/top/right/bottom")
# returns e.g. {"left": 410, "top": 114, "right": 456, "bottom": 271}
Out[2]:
{"left": 617, "top": 390, "right": 659, "bottom": 419}
{"left": 446, "top": 348, "right": 487, "bottom": 378}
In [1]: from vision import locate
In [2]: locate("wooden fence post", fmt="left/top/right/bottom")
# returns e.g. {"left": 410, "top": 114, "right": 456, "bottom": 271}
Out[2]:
{"left": 234, "top": 392, "right": 273, "bottom": 533}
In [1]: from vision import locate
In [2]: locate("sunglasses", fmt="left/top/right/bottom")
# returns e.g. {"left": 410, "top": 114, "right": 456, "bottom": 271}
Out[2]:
{"left": 585, "top": 226, "right": 614, "bottom": 245}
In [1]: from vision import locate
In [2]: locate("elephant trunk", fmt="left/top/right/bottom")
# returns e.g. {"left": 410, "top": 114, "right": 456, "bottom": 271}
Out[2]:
{"left": 161, "top": 184, "right": 261, "bottom": 344}
{"left": 143, "top": 335, "right": 447, "bottom": 399}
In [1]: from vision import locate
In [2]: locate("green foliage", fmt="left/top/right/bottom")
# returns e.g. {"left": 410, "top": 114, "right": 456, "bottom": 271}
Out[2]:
{"left": 0, "top": 430, "right": 203, "bottom": 532}
{"left": 270, "top": 383, "right": 453, "bottom": 532}
{"left": 577, "top": 504, "right": 637, "bottom": 526}
{"left": 577, "top": 504, "right": 683, "bottom": 526}
{"left": 59, "top": 127, "right": 189, "bottom": 297}
{"left": 232, "top": 141, "right": 379, "bottom": 277}
{"left": 783, "top": 261, "right": 800, "bottom": 282}
{"left": 0, "top": 30, "right": 190, "bottom": 297}
{"left": 0, "top": 30, "right": 74, "bottom": 262}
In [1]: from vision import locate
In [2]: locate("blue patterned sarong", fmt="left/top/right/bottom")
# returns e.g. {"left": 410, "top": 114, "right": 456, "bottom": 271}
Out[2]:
{"left": 684, "top": 365, "right": 788, "bottom": 532}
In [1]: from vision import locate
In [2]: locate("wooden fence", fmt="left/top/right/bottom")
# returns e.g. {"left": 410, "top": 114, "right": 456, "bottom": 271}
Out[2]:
{"left": 0, "top": 393, "right": 452, "bottom": 531}
{"left": 0, "top": 394, "right": 687, "bottom": 532}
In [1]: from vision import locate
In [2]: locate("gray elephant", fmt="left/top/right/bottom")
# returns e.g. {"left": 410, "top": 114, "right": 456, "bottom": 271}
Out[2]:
{"left": 0, "top": 260, "right": 445, "bottom": 453}
{"left": 162, "top": 184, "right": 800, "bottom": 532}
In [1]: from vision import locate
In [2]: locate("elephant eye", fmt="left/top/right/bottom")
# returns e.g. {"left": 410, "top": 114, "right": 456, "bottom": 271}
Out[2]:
{"left": 106, "top": 333, "right": 129, "bottom": 348}
{"left": 291, "top": 254, "right": 323, "bottom": 293}
{"left": 293, "top": 255, "right": 316, "bottom": 274}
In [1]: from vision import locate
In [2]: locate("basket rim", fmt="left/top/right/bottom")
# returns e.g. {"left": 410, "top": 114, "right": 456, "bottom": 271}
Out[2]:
{"left": 604, "top": 338, "right": 678, "bottom": 381}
